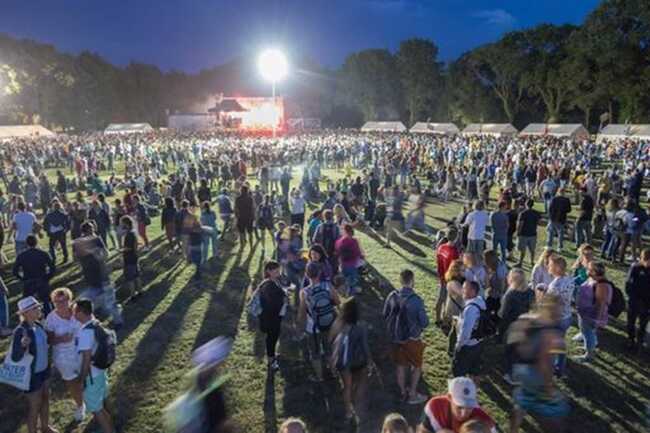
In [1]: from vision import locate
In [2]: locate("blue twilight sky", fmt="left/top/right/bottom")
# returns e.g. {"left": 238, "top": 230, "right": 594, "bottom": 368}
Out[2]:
{"left": 1, "top": 0, "right": 602, "bottom": 72}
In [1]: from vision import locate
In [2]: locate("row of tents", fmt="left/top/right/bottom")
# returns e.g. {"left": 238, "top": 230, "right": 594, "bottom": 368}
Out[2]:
{"left": 361, "top": 121, "right": 650, "bottom": 141}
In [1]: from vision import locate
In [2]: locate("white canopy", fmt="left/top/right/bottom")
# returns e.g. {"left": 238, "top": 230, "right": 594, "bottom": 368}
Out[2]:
{"left": 360, "top": 121, "right": 407, "bottom": 132}
{"left": 104, "top": 123, "right": 154, "bottom": 135}
{"left": 462, "top": 123, "right": 518, "bottom": 137}
{"left": 520, "top": 123, "right": 589, "bottom": 140}
{"left": 410, "top": 122, "right": 459, "bottom": 135}
{"left": 597, "top": 124, "right": 650, "bottom": 141}
{"left": 0, "top": 125, "right": 55, "bottom": 139}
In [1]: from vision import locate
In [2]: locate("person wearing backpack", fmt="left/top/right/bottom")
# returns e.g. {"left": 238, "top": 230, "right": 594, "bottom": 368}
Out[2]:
{"left": 73, "top": 299, "right": 115, "bottom": 433}
{"left": 383, "top": 269, "right": 429, "bottom": 404}
{"left": 298, "top": 262, "right": 340, "bottom": 382}
{"left": 625, "top": 248, "right": 650, "bottom": 353}
{"left": 329, "top": 297, "right": 372, "bottom": 423}
{"left": 312, "top": 209, "right": 341, "bottom": 272}
{"left": 335, "top": 224, "right": 364, "bottom": 294}
{"left": 452, "top": 280, "right": 488, "bottom": 379}
{"left": 574, "top": 262, "right": 612, "bottom": 363}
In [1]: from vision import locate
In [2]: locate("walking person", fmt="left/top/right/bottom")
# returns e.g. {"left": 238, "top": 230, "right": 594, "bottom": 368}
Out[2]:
{"left": 452, "top": 280, "right": 487, "bottom": 379}
{"left": 11, "top": 296, "right": 59, "bottom": 433}
{"left": 200, "top": 201, "right": 219, "bottom": 263}
{"left": 44, "top": 287, "right": 85, "bottom": 422}
{"left": 329, "top": 297, "right": 372, "bottom": 423}
{"left": 625, "top": 248, "right": 650, "bottom": 352}
{"left": 435, "top": 229, "right": 461, "bottom": 325}
{"left": 463, "top": 200, "right": 489, "bottom": 253}
{"left": 544, "top": 256, "right": 574, "bottom": 377}
{"left": 13, "top": 234, "right": 56, "bottom": 316}
{"left": 490, "top": 201, "right": 509, "bottom": 261}
{"left": 546, "top": 188, "right": 571, "bottom": 251}
{"left": 161, "top": 197, "right": 179, "bottom": 250}
{"left": 574, "top": 262, "right": 612, "bottom": 362}
{"left": 43, "top": 199, "right": 70, "bottom": 264}
{"left": 515, "top": 198, "right": 540, "bottom": 267}
{"left": 575, "top": 189, "right": 594, "bottom": 247}
{"left": 383, "top": 269, "right": 429, "bottom": 404}
{"left": 257, "top": 194, "right": 276, "bottom": 257}
{"left": 234, "top": 185, "right": 255, "bottom": 249}
{"left": 120, "top": 216, "right": 141, "bottom": 300}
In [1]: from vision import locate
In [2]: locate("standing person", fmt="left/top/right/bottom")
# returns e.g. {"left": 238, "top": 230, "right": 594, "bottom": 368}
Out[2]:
{"left": 10, "top": 296, "right": 59, "bottom": 433}
{"left": 133, "top": 195, "right": 150, "bottom": 251}
{"left": 298, "top": 262, "right": 340, "bottom": 382}
{"left": 463, "top": 200, "right": 489, "bottom": 253}
{"left": 516, "top": 198, "right": 540, "bottom": 267}
{"left": 385, "top": 185, "right": 405, "bottom": 248}
{"left": 290, "top": 188, "right": 306, "bottom": 229}
{"left": 234, "top": 185, "right": 255, "bottom": 249}
{"left": 216, "top": 188, "right": 233, "bottom": 239}
{"left": 546, "top": 188, "right": 571, "bottom": 251}
{"left": 13, "top": 235, "right": 56, "bottom": 316}
{"left": 12, "top": 201, "right": 37, "bottom": 256}
{"left": 329, "top": 297, "right": 372, "bottom": 423}
{"left": 490, "top": 201, "right": 509, "bottom": 261}
{"left": 0, "top": 276, "right": 11, "bottom": 337}
{"left": 383, "top": 269, "right": 429, "bottom": 404}
{"left": 418, "top": 377, "right": 497, "bottom": 433}
{"left": 575, "top": 189, "right": 594, "bottom": 247}
{"left": 200, "top": 201, "right": 219, "bottom": 263}
{"left": 89, "top": 200, "right": 111, "bottom": 250}
{"left": 197, "top": 178, "right": 212, "bottom": 205}
{"left": 462, "top": 252, "right": 488, "bottom": 296}
{"left": 498, "top": 269, "right": 534, "bottom": 383}
{"left": 161, "top": 197, "right": 179, "bottom": 250}
{"left": 44, "top": 288, "right": 85, "bottom": 421}
{"left": 97, "top": 194, "right": 117, "bottom": 250}
{"left": 257, "top": 194, "right": 275, "bottom": 257}
{"left": 544, "top": 256, "right": 574, "bottom": 377}
{"left": 43, "top": 199, "right": 70, "bottom": 264}
{"left": 73, "top": 222, "right": 122, "bottom": 329}
{"left": 257, "top": 261, "right": 287, "bottom": 371}
{"left": 601, "top": 198, "right": 621, "bottom": 261}
{"left": 574, "top": 262, "right": 612, "bottom": 362}
{"left": 435, "top": 229, "right": 461, "bottom": 325}
{"left": 73, "top": 299, "right": 115, "bottom": 433}
{"left": 531, "top": 249, "right": 556, "bottom": 291}
{"left": 120, "top": 216, "right": 141, "bottom": 300}
{"left": 625, "top": 248, "right": 650, "bottom": 352}
{"left": 452, "top": 280, "right": 487, "bottom": 379}
{"left": 508, "top": 295, "right": 569, "bottom": 433}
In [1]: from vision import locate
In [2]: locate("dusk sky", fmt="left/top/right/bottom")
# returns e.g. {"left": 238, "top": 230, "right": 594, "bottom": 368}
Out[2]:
{"left": 1, "top": 0, "right": 602, "bottom": 72}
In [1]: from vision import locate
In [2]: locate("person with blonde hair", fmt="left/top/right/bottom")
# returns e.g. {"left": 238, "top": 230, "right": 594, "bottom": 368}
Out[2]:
{"left": 531, "top": 249, "right": 556, "bottom": 292}
{"left": 544, "top": 256, "right": 574, "bottom": 377}
{"left": 279, "top": 417, "right": 307, "bottom": 433}
{"left": 443, "top": 259, "right": 465, "bottom": 325}
{"left": 45, "top": 287, "right": 85, "bottom": 421}
{"left": 382, "top": 412, "right": 412, "bottom": 433}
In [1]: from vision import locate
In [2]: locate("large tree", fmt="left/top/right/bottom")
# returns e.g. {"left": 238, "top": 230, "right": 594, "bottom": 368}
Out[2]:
{"left": 396, "top": 38, "right": 443, "bottom": 126}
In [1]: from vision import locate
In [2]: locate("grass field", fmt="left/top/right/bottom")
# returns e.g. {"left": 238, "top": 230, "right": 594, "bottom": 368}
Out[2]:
{"left": 0, "top": 164, "right": 649, "bottom": 433}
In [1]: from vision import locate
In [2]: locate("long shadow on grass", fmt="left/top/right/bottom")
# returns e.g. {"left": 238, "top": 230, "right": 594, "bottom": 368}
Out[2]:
{"left": 106, "top": 269, "right": 204, "bottom": 432}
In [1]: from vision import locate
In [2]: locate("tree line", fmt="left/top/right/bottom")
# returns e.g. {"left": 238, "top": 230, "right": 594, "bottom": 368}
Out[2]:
{"left": 1, "top": 0, "right": 649, "bottom": 131}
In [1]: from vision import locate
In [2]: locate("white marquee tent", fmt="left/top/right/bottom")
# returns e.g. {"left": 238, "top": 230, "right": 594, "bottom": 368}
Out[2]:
{"left": 360, "top": 121, "right": 407, "bottom": 132}
{"left": 520, "top": 123, "right": 590, "bottom": 140}
{"left": 462, "top": 123, "right": 518, "bottom": 137}
{"left": 597, "top": 124, "right": 650, "bottom": 141}
{"left": 410, "top": 122, "right": 460, "bottom": 135}
{"left": 0, "top": 125, "right": 55, "bottom": 140}
{"left": 104, "top": 123, "right": 154, "bottom": 135}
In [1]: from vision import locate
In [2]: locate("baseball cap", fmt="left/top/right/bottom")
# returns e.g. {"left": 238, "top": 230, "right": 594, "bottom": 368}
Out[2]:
{"left": 448, "top": 377, "right": 478, "bottom": 408}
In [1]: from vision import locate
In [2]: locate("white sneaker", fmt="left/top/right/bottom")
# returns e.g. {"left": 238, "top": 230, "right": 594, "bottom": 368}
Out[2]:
{"left": 73, "top": 404, "right": 86, "bottom": 422}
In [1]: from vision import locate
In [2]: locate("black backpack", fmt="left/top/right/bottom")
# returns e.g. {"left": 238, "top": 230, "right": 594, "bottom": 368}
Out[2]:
{"left": 604, "top": 280, "right": 626, "bottom": 318}
{"left": 86, "top": 320, "right": 117, "bottom": 370}
{"left": 467, "top": 303, "right": 497, "bottom": 341}
{"left": 321, "top": 223, "right": 337, "bottom": 256}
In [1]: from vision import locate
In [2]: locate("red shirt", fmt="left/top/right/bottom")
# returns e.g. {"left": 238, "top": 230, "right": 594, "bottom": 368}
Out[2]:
{"left": 436, "top": 242, "right": 460, "bottom": 284}
{"left": 422, "top": 395, "right": 496, "bottom": 433}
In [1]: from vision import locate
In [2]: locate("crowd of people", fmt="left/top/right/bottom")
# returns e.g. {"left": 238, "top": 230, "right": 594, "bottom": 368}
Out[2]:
{"left": 0, "top": 127, "right": 648, "bottom": 433}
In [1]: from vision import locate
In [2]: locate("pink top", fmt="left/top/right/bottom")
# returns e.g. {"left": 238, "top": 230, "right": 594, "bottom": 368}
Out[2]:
{"left": 335, "top": 236, "right": 362, "bottom": 268}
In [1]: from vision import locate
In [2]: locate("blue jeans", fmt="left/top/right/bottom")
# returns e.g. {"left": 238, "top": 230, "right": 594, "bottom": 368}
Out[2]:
{"left": 578, "top": 315, "right": 598, "bottom": 357}
{"left": 601, "top": 229, "right": 616, "bottom": 259}
{"left": 202, "top": 230, "right": 218, "bottom": 263}
{"left": 546, "top": 222, "right": 565, "bottom": 250}
{"left": 554, "top": 316, "right": 572, "bottom": 376}
{"left": 575, "top": 220, "right": 592, "bottom": 247}
{"left": 492, "top": 237, "right": 508, "bottom": 261}
{"left": 342, "top": 265, "right": 360, "bottom": 292}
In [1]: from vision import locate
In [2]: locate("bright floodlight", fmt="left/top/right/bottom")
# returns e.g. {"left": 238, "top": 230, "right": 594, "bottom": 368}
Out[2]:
{"left": 258, "top": 49, "right": 288, "bottom": 83}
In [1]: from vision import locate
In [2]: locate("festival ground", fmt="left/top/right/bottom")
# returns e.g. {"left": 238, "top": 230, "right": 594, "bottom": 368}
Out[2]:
{"left": 0, "top": 165, "right": 648, "bottom": 433}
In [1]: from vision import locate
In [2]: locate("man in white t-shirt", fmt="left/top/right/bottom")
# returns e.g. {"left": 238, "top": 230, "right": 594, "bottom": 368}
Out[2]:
{"left": 45, "top": 288, "right": 85, "bottom": 421}
{"left": 74, "top": 300, "right": 114, "bottom": 433}
{"left": 463, "top": 200, "right": 489, "bottom": 253}
{"left": 12, "top": 201, "right": 37, "bottom": 256}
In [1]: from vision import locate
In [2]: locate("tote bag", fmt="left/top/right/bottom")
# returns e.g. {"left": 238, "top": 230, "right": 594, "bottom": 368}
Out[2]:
{"left": 0, "top": 351, "right": 33, "bottom": 391}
